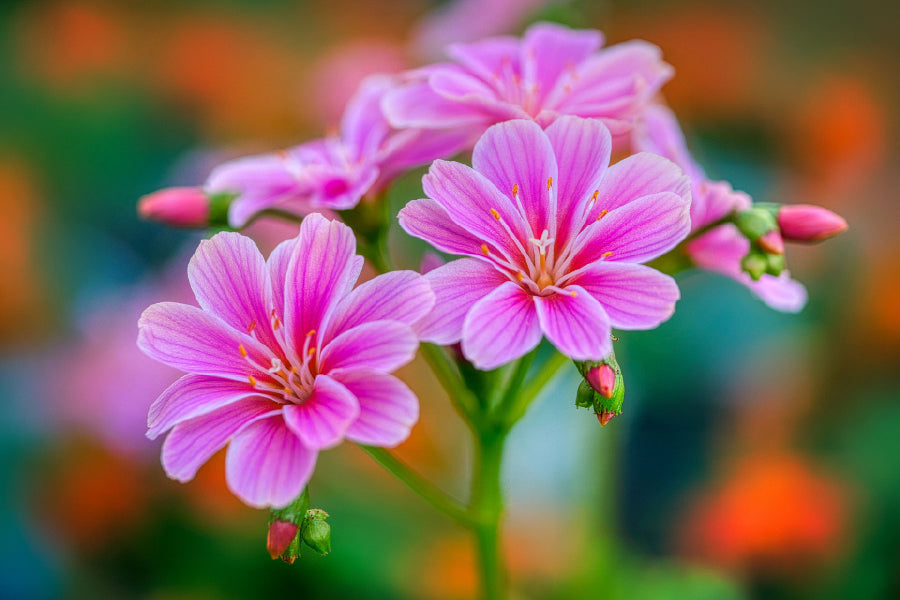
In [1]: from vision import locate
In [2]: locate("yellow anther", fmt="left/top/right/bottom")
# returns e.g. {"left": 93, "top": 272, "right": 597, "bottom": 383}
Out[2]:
{"left": 512, "top": 184, "right": 519, "bottom": 196}
{"left": 283, "top": 387, "right": 292, "bottom": 395}
{"left": 480, "top": 244, "right": 490, "bottom": 256}
{"left": 307, "top": 329, "right": 316, "bottom": 337}
{"left": 516, "top": 272, "right": 524, "bottom": 281}
{"left": 601, "top": 251, "right": 614, "bottom": 259}
{"left": 290, "top": 366, "right": 297, "bottom": 373}
{"left": 308, "top": 347, "right": 316, "bottom": 356}
{"left": 570, "top": 290, "right": 578, "bottom": 298}
{"left": 490, "top": 208, "right": 501, "bottom": 220}
{"left": 239, "top": 344, "right": 247, "bottom": 358}
{"left": 247, "top": 320, "right": 257, "bottom": 333}
{"left": 547, "top": 176, "right": 553, "bottom": 190}
{"left": 596, "top": 209, "right": 609, "bottom": 221}
{"left": 590, "top": 190, "right": 599, "bottom": 202}
{"left": 248, "top": 375, "right": 257, "bottom": 386}
{"left": 272, "top": 318, "right": 280, "bottom": 330}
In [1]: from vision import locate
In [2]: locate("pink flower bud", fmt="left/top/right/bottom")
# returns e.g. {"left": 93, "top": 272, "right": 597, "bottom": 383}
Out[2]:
{"left": 138, "top": 187, "right": 209, "bottom": 228}
{"left": 586, "top": 364, "right": 616, "bottom": 399}
{"left": 758, "top": 230, "right": 785, "bottom": 255}
{"left": 267, "top": 519, "right": 300, "bottom": 560}
{"left": 778, "top": 204, "right": 848, "bottom": 243}
{"left": 596, "top": 408, "right": 617, "bottom": 427}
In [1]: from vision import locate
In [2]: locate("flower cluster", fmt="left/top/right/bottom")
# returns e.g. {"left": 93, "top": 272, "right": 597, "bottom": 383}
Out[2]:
{"left": 137, "top": 21, "right": 847, "bottom": 515}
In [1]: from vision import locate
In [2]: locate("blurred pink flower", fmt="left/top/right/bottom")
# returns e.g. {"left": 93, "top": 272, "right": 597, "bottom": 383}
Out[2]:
{"left": 206, "top": 75, "right": 472, "bottom": 228}
{"left": 385, "top": 22, "right": 672, "bottom": 145}
{"left": 400, "top": 117, "right": 689, "bottom": 369}
{"left": 633, "top": 104, "right": 808, "bottom": 312}
{"left": 138, "top": 214, "right": 434, "bottom": 508}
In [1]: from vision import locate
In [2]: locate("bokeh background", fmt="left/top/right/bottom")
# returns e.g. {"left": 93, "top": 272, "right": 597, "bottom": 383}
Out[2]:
{"left": 1, "top": 0, "right": 897, "bottom": 598}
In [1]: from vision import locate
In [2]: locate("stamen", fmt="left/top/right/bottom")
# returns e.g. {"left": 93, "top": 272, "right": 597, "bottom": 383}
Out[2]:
{"left": 512, "top": 184, "right": 519, "bottom": 197}
{"left": 547, "top": 176, "right": 553, "bottom": 190}
{"left": 596, "top": 209, "right": 608, "bottom": 221}
{"left": 590, "top": 190, "right": 599, "bottom": 203}
{"left": 601, "top": 251, "right": 613, "bottom": 259}
{"left": 480, "top": 244, "right": 490, "bottom": 256}
{"left": 239, "top": 344, "right": 247, "bottom": 358}
{"left": 248, "top": 375, "right": 257, "bottom": 386}
{"left": 247, "top": 321, "right": 257, "bottom": 333}
{"left": 308, "top": 348, "right": 316, "bottom": 356}
{"left": 490, "top": 208, "right": 501, "bottom": 220}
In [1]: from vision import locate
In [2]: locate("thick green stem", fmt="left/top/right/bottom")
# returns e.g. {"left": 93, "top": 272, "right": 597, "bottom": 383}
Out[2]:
{"left": 359, "top": 445, "right": 475, "bottom": 527}
{"left": 470, "top": 427, "right": 509, "bottom": 600}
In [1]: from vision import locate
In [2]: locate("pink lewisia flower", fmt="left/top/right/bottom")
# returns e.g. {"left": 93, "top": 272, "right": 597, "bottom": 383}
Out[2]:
{"left": 385, "top": 22, "right": 672, "bottom": 143}
{"left": 206, "top": 75, "right": 471, "bottom": 228}
{"left": 400, "top": 116, "right": 691, "bottom": 370}
{"left": 633, "top": 104, "right": 808, "bottom": 313}
{"left": 137, "top": 214, "right": 435, "bottom": 508}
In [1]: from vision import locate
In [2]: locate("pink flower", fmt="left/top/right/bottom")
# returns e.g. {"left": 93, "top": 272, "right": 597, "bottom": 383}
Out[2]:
{"left": 633, "top": 104, "right": 808, "bottom": 312}
{"left": 206, "top": 75, "right": 472, "bottom": 228}
{"left": 778, "top": 204, "right": 847, "bottom": 242}
{"left": 400, "top": 116, "right": 690, "bottom": 369}
{"left": 137, "top": 214, "right": 435, "bottom": 508}
{"left": 138, "top": 187, "right": 210, "bottom": 228}
{"left": 384, "top": 22, "right": 672, "bottom": 143}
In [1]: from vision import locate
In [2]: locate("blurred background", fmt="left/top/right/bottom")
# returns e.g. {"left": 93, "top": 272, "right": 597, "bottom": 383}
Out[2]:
{"left": 0, "top": 0, "right": 897, "bottom": 598}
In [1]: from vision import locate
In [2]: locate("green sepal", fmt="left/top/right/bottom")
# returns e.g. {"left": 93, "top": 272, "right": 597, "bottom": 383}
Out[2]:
{"left": 301, "top": 509, "right": 331, "bottom": 556}
{"left": 735, "top": 207, "right": 777, "bottom": 241}
{"left": 207, "top": 192, "right": 237, "bottom": 228}
{"left": 270, "top": 488, "right": 310, "bottom": 527}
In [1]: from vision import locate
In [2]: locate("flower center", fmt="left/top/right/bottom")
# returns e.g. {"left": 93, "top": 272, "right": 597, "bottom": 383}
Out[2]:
{"left": 239, "top": 313, "right": 319, "bottom": 405}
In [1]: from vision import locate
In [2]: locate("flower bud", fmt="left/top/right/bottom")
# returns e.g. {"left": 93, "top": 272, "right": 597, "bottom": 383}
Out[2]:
{"left": 778, "top": 204, "right": 848, "bottom": 243}
{"left": 766, "top": 253, "right": 786, "bottom": 277}
{"left": 741, "top": 252, "right": 768, "bottom": 281}
{"left": 596, "top": 408, "right": 617, "bottom": 427}
{"left": 758, "top": 230, "right": 785, "bottom": 255}
{"left": 267, "top": 520, "right": 300, "bottom": 560}
{"left": 586, "top": 364, "right": 616, "bottom": 398}
{"left": 301, "top": 509, "right": 331, "bottom": 556}
{"left": 735, "top": 207, "right": 777, "bottom": 241}
{"left": 138, "top": 187, "right": 209, "bottom": 228}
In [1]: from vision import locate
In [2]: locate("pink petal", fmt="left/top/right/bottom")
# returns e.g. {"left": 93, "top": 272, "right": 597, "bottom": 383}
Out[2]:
{"left": 632, "top": 103, "right": 705, "bottom": 183}
{"left": 423, "top": 160, "right": 532, "bottom": 260}
{"left": 325, "top": 271, "right": 435, "bottom": 342}
{"left": 534, "top": 285, "right": 612, "bottom": 361}
{"left": 589, "top": 152, "right": 690, "bottom": 218}
{"left": 267, "top": 236, "right": 298, "bottom": 322}
{"left": 382, "top": 78, "right": 489, "bottom": 129}
{"left": 331, "top": 370, "right": 418, "bottom": 447}
{"left": 225, "top": 416, "right": 318, "bottom": 508}
{"left": 748, "top": 273, "right": 808, "bottom": 313}
{"left": 284, "top": 213, "right": 362, "bottom": 350}
{"left": 138, "top": 302, "right": 271, "bottom": 381}
{"left": 573, "top": 191, "right": 691, "bottom": 267}
{"left": 472, "top": 119, "right": 559, "bottom": 238}
{"left": 282, "top": 374, "right": 359, "bottom": 450}
{"left": 399, "top": 198, "right": 491, "bottom": 256}
{"left": 461, "top": 281, "right": 542, "bottom": 370}
{"left": 320, "top": 320, "right": 418, "bottom": 375}
{"left": 522, "top": 23, "right": 603, "bottom": 105}
{"left": 147, "top": 374, "right": 259, "bottom": 440}
{"left": 573, "top": 262, "right": 680, "bottom": 330}
{"left": 207, "top": 154, "right": 305, "bottom": 228}
{"left": 161, "top": 397, "right": 280, "bottom": 482}
{"left": 544, "top": 115, "right": 612, "bottom": 246}
{"left": 416, "top": 258, "right": 509, "bottom": 344}
{"left": 340, "top": 75, "right": 392, "bottom": 160}
{"left": 430, "top": 69, "right": 530, "bottom": 122}
{"left": 188, "top": 232, "right": 279, "bottom": 350}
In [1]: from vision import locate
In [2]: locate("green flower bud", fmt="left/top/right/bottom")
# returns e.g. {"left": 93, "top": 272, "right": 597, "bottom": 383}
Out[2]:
{"left": 301, "top": 509, "right": 331, "bottom": 556}
{"left": 574, "top": 349, "right": 625, "bottom": 426}
{"left": 741, "top": 252, "right": 768, "bottom": 281}
{"left": 766, "top": 253, "right": 786, "bottom": 276}
{"left": 735, "top": 207, "right": 777, "bottom": 241}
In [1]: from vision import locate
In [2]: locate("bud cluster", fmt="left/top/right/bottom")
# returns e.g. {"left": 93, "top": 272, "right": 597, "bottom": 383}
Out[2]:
{"left": 575, "top": 350, "right": 625, "bottom": 427}
{"left": 735, "top": 203, "right": 847, "bottom": 281}
{"left": 266, "top": 489, "right": 332, "bottom": 564}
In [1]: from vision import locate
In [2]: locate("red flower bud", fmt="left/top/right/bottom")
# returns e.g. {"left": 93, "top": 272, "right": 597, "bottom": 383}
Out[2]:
{"left": 138, "top": 187, "right": 210, "bottom": 228}
{"left": 778, "top": 204, "right": 847, "bottom": 243}
{"left": 758, "top": 230, "right": 785, "bottom": 255}
{"left": 596, "top": 408, "right": 617, "bottom": 427}
{"left": 266, "top": 519, "right": 300, "bottom": 560}
{"left": 586, "top": 364, "right": 616, "bottom": 399}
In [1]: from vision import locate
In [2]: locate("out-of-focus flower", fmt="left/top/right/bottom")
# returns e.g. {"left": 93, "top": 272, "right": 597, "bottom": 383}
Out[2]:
{"left": 777, "top": 204, "right": 848, "bottom": 243}
{"left": 138, "top": 187, "right": 210, "bottom": 228}
{"left": 385, "top": 22, "right": 672, "bottom": 145}
{"left": 678, "top": 453, "right": 849, "bottom": 572}
{"left": 633, "top": 104, "right": 808, "bottom": 312}
{"left": 138, "top": 214, "right": 434, "bottom": 507}
{"left": 400, "top": 117, "right": 688, "bottom": 369}
{"left": 207, "top": 75, "right": 471, "bottom": 227}
{"left": 412, "top": 0, "right": 558, "bottom": 61}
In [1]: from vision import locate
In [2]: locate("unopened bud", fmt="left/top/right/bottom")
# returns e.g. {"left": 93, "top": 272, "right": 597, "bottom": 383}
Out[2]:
{"left": 778, "top": 204, "right": 848, "bottom": 243}
{"left": 735, "top": 207, "right": 777, "bottom": 241}
{"left": 138, "top": 187, "right": 209, "bottom": 228}
{"left": 301, "top": 509, "right": 331, "bottom": 556}
{"left": 587, "top": 364, "right": 616, "bottom": 398}
{"left": 766, "top": 253, "right": 786, "bottom": 276}
{"left": 741, "top": 252, "right": 768, "bottom": 281}
{"left": 596, "top": 408, "right": 617, "bottom": 427}
{"left": 267, "top": 520, "right": 300, "bottom": 560}
{"left": 758, "top": 230, "right": 784, "bottom": 255}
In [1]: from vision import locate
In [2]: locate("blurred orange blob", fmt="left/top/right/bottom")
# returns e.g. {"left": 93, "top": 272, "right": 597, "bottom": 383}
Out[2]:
{"left": 181, "top": 451, "right": 249, "bottom": 525}
{"left": 787, "top": 74, "right": 887, "bottom": 195}
{"left": 15, "top": 1, "right": 130, "bottom": 91}
{"left": 678, "top": 453, "right": 849, "bottom": 573}
{"left": 612, "top": 4, "right": 770, "bottom": 118}
{"left": 0, "top": 159, "right": 47, "bottom": 341}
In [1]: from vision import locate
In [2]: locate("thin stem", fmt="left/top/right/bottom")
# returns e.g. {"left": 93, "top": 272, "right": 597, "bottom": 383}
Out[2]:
{"left": 501, "top": 350, "right": 571, "bottom": 429}
{"left": 470, "top": 428, "right": 509, "bottom": 600}
{"left": 359, "top": 445, "right": 476, "bottom": 527}
{"left": 492, "top": 350, "right": 537, "bottom": 422}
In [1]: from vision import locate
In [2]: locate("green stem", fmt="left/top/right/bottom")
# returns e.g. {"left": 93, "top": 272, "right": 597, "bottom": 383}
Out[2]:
{"left": 501, "top": 351, "right": 571, "bottom": 429}
{"left": 359, "top": 445, "right": 475, "bottom": 527}
{"left": 470, "top": 427, "right": 509, "bottom": 600}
